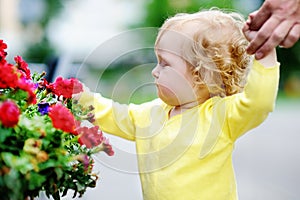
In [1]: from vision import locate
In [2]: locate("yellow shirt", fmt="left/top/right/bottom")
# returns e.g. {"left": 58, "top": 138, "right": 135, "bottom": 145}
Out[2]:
{"left": 79, "top": 60, "right": 279, "bottom": 200}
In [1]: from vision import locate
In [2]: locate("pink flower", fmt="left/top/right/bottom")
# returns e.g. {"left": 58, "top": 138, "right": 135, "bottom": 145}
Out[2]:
{"left": 74, "top": 154, "right": 91, "bottom": 172}
{"left": 0, "top": 100, "right": 20, "bottom": 127}
{"left": 49, "top": 77, "right": 83, "bottom": 98}
{"left": 48, "top": 103, "right": 76, "bottom": 133}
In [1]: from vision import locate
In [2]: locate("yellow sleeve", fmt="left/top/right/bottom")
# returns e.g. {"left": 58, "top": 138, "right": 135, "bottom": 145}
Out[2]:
{"left": 77, "top": 85, "right": 138, "bottom": 141}
{"left": 226, "top": 59, "right": 280, "bottom": 141}
{"left": 77, "top": 85, "right": 162, "bottom": 141}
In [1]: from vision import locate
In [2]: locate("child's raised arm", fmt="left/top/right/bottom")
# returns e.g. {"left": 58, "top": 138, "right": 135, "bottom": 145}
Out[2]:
{"left": 224, "top": 20, "right": 280, "bottom": 141}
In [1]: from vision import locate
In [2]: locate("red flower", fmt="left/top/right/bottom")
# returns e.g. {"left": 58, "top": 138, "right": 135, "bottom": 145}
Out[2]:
{"left": 41, "top": 78, "right": 50, "bottom": 88}
{"left": 38, "top": 78, "right": 52, "bottom": 91}
{"left": 0, "top": 100, "right": 20, "bottom": 127}
{"left": 0, "top": 63, "right": 19, "bottom": 89}
{"left": 77, "top": 126, "right": 103, "bottom": 148}
{"left": 48, "top": 103, "right": 76, "bottom": 133}
{"left": 100, "top": 137, "right": 114, "bottom": 156}
{"left": 49, "top": 77, "right": 83, "bottom": 98}
{"left": 14, "top": 56, "right": 31, "bottom": 80}
{"left": 17, "top": 79, "right": 37, "bottom": 104}
{"left": 0, "top": 40, "right": 7, "bottom": 63}
{"left": 76, "top": 126, "right": 114, "bottom": 155}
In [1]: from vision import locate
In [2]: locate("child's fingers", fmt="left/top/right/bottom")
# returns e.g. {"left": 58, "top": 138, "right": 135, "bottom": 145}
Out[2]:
{"left": 243, "top": 22, "right": 257, "bottom": 42}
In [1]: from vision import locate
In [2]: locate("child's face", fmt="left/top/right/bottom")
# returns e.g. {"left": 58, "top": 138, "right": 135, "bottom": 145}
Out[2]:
{"left": 152, "top": 31, "right": 198, "bottom": 106}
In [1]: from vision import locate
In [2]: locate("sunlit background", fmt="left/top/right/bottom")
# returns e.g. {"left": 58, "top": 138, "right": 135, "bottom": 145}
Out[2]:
{"left": 1, "top": 0, "right": 299, "bottom": 199}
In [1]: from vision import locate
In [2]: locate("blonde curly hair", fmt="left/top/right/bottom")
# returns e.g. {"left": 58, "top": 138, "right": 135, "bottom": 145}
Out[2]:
{"left": 155, "top": 9, "right": 251, "bottom": 97}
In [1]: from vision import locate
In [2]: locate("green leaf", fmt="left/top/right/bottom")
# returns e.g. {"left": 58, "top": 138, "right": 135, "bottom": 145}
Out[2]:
{"left": 13, "top": 125, "right": 21, "bottom": 134}
{"left": 38, "top": 159, "right": 57, "bottom": 170}
{"left": 75, "top": 181, "right": 86, "bottom": 191}
{"left": 19, "top": 115, "right": 48, "bottom": 133}
{"left": 2, "top": 169, "right": 25, "bottom": 200}
{"left": 0, "top": 126, "right": 12, "bottom": 143}
{"left": 28, "top": 171, "right": 47, "bottom": 190}
{"left": 54, "top": 167, "right": 63, "bottom": 179}
{"left": 52, "top": 191, "right": 61, "bottom": 200}
{"left": 1, "top": 152, "right": 34, "bottom": 174}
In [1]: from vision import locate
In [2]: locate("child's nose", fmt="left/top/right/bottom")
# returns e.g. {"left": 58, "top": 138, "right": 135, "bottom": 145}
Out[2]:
{"left": 152, "top": 65, "right": 159, "bottom": 78}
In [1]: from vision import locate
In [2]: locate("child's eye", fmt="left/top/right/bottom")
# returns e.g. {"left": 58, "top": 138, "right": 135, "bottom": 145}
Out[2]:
{"left": 160, "top": 61, "right": 169, "bottom": 67}
{"left": 156, "top": 55, "right": 170, "bottom": 67}
{"left": 159, "top": 62, "right": 165, "bottom": 67}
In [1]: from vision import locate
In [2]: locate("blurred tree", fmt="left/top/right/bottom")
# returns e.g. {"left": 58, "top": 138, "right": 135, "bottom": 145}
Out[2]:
{"left": 138, "top": 0, "right": 234, "bottom": 28}
{"left": 18, "top": 0, "right": 72, "bottom": 81}
{"left": 277, "top": 42, "right": 300, "bottom": 95}
{"left": 21, "top": 0, "right": 65, "bottom": 63}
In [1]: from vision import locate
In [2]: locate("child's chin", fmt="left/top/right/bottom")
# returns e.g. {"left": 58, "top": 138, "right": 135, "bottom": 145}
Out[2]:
{"left": 157, "top": 93, "right": 178, "bottom": 106}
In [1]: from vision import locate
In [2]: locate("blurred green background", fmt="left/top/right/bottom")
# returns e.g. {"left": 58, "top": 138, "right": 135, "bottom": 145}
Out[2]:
{"left": 0, "top": 0, "right": 299, "bottom": 104}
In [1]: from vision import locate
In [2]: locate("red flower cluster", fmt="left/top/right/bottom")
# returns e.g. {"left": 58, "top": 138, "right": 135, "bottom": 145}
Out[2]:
{"left": 48, "top": 103, "right": 76, "bottom": 133}
{"left": 49, "top": 77, "right": 83, "bottom": 98}
{"left": 45, "top": 109, "right": 115, "bottom": 155}
{"left": 48, "top": 103, "right": 114, "bottom": 155}
{"left": 76, "top": 126, "right": 114, "bottom": 156}
{"left": 0, "top": 100, "right": 20, "bottom": 127}
{"left": 0, "top": 40, "right": 37, "bottom": 104}
{"left": 0, "top": 40, "right": 114, "bottom": 158}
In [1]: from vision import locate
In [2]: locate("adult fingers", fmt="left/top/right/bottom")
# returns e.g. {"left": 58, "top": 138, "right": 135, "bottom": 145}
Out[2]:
{"left": 254, "top": 20, "right": 295, "bottom": 59}
{"left": 280, "top": 23, "right": 300, "bottom": 48}
{"left": 247, "top": 16, "right": 282, "bottom": 55}
{"left": 243, "top": 11, "right": 257, "bottom": 32}
{"left": 248, "top": 2, "right": 273, "bottom": 30}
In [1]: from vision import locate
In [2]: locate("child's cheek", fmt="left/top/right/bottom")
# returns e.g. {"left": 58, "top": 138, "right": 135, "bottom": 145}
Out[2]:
{"left": 157, "top": 84, "right": 178, "bottom": 102}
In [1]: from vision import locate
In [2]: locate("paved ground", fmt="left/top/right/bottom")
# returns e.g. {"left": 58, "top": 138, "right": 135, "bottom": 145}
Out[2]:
{"left": 233, "top": 99, "right": 300, "bottom": 200}
{"left": 38, "top": 99, "right": 300, "bottom": 200}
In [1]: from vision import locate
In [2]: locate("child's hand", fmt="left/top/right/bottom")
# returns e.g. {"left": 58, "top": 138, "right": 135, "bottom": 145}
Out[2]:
{"left": 72, "top": 81, "right": 85, "bottom": 101}
{"left": 243, "top": 11, "right": 259, "bottom": 42}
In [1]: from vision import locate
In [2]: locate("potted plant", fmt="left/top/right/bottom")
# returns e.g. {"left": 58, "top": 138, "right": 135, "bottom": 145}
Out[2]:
{"left": 0, "top": 40, "right": 114, "bottom": 200}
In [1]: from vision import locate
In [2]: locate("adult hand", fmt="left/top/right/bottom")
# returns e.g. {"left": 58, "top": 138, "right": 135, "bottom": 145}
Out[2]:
{"left": 244, "top": 0, "right": 300, "bottom": 59}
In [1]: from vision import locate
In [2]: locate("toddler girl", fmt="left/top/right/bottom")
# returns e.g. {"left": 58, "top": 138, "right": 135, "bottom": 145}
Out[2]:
{"left": 77, "top": 9, "right": 279, "bottom": 200}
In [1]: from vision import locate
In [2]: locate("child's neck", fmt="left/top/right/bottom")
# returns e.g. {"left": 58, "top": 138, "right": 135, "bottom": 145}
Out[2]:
{"left": 175, "top": 101, "right": 200, "bottom": 110}
{"left": 169, "top": 96, "right": 209, "bottom": 118}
